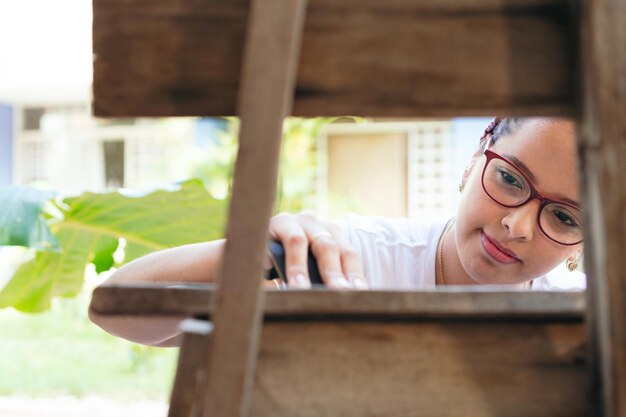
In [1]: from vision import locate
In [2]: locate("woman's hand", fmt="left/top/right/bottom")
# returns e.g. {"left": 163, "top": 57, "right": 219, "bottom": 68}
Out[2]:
{"left": 268, "top": 212, "right": 369, "bottom": 289}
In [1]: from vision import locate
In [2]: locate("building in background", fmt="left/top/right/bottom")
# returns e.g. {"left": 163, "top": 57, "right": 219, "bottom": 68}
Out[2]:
{"left": 3, "top": 89, "right": 210, "bottom": 195}
{"left": 4, "top": 84, "right": 491, "bottom": 222}
{"left": 0, "top": 103, "right": 13, "bottom": 187}
{"left": 317, "top": 118, "right": 489, "bottom": 219}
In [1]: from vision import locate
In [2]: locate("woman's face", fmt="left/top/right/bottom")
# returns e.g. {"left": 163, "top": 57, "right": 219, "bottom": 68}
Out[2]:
{"left": 455, "top": 118, "right": 583, "bottom": 285}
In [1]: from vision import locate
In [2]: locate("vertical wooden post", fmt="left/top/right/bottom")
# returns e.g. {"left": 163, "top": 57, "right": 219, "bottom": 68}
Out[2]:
{"left": 200, "top": 1, "right": 307, "bottom": 416}
{"left": 168, "top": 320, "right": 213, "bottom": 417}
{"left": 579, "top": 0, "right": 626, "bottom": 414}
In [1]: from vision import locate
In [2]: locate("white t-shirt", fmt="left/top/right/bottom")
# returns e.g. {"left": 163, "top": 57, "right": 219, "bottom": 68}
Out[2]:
{"left": 335, "top": 213, "right": 586, "bottom": 291}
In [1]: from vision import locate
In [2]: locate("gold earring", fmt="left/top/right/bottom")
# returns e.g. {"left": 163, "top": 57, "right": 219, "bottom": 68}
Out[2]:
{"left": 459, "top": 182, "right": 464, "bottom": 193}
{"left": 566, "top": 258, "right": 578, "bottom": 272}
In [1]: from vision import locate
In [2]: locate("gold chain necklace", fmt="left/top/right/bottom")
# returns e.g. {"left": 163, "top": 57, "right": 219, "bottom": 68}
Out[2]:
{"left": 437, "top": 218, "right": 455, "bottom": 286}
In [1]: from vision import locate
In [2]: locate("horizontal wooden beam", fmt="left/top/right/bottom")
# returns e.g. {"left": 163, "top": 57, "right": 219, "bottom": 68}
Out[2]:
{"left": 162, "top": 291, "right": 588, "bottom": 416}
{"left": 93, "top": 0, "right": 576, "bottom": 117}
{"left": 93, "top": 284, "right": 588, "bottom": 415}
{"left": 90, "top": 283, "right": 585, "bottom": 320}
{"left": 249, "top": 320, "right": 588, "bottom": 416}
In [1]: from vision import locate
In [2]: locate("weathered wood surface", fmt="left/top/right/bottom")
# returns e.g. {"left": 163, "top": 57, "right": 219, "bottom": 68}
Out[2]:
{"left": 91, "top": 284, "right": 587, "bottom": 416}
{"left": 579, "top": 0, "right": 626, "bottom": 414}
{"left": 93, "top": 0, "right": 576, "bottom": 117}
{"left": 168, "top": 319, "right": 212, "bottom": 417}
{"left": 200, "top": 1, "right": 308, "bottom": 416}
{"left": 150, "top": 294, "right": 587, "bottom": 417}
{"left": 90, "top": 284, "right": 585, "bottom": 320}
{"left": 251, "top": 321, "right": 588, "bottom": 417}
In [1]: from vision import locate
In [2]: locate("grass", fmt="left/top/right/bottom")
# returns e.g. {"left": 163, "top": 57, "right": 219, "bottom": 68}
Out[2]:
{"left": 0, "top": 290, "right": 178, "bottom": 400}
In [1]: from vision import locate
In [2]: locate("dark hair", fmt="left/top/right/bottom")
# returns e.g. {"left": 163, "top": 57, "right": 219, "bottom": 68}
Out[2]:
{"left": 476, "top": 117, "right": 525, "bottom": 156}
{"left": 491, "top": 118, "right": 524, "bottom": 144}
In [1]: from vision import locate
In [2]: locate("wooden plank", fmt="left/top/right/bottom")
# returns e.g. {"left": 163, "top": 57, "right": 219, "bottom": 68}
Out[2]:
{"left": 168, "top": 319, "right": 212, "bottom": 417}
{"left": 89, "top": 285, "right": 587, "bottom": 415}
{"left": 578, "top": 0, "right": 626, "bottom": 414}
{"left": 93, "top": 0, "right": 576, "bottom": 117}
{"left": 90, "top": 284, "right": 585, "bottom": 320}
{"left": 249, "top": 321, "right": 588, "bottom": 416}
{"left": 200, "top": 1, "right": 307, "bottom": 417}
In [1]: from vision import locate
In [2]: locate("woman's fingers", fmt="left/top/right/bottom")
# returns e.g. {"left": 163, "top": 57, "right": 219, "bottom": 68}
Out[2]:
{"left": 307, "top": 232, "right": 350, "bottom": 288}
{"left": 269, "top": 213, "right": 311, "bottom": 288}
{"left": 326, "top": 221, "right": 369, "bottom": 289}
{"left": 263, "top": 278, "right": 287, "bottom": 290}
{"left": 269, "top": 211, "right": 369, "bottom": 289}
{"left": 296, "top": 212, "right": 347, "bottom": 288}
{"left": 297, "top": 212, "right": 368, "bottom": 289}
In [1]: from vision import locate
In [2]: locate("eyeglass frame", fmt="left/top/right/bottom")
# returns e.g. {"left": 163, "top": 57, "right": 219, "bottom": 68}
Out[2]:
{"left": 481, "top": 149, "right": 583, "bottom": 246}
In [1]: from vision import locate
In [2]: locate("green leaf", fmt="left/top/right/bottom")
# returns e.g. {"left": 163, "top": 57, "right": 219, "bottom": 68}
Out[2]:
{"left": 0, "top": 243, "right": 79, "bottom": 312}
{"left": 60, "top": 179, "right": 227, "bottom": 262}
{"left": 92, "top": 237, "right": 119, "bottom": 274}
{"left": 0, "top": 180, "right": 227, "bottom": 312}
{"left": 0, "top": 187, "right": 58, "bottom": 250}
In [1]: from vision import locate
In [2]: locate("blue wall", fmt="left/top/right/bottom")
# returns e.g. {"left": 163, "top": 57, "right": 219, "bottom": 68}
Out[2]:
{"left": 447, "top": 118, "right": 493, "bottom": 210}
{"left": 0, "top": 103, "right": 14, "bottom": 186}
{"left": 451, "top": 117, "right": 493, "bottom": 178}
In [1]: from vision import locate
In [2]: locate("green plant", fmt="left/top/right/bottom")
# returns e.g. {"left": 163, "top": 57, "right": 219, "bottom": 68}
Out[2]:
{"left": 0, "top": 180, "right": 227, "bottom": 312}
{"left": 277, "top": 117, "right": 330, "bottom": 212}
{"left": 189, "top": 117, "right": 348, "bottom": 212}
{"left": 0, "top": 117, "right": 359, "bottom": 313}
{"left": 0, "top": 293, "right": 178, "bottom": 399}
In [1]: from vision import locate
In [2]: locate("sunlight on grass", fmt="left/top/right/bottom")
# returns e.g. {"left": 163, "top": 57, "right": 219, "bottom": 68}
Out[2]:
{"left": 0, "top": 290, "right": 178, "bottom": 400}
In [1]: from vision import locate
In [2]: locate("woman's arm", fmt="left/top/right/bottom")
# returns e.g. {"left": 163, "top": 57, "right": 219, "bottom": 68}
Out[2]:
{"left": 88, "top": 240, "right": 225, "bottom": 347}
{"left": 88, "top": 213, "right": 367, "bottom": 347}
{"left": 105, "top": 239, "right": 225, "bottom": 286}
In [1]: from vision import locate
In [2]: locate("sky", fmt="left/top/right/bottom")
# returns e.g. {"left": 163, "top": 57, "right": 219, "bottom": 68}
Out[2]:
{"left": 0, "top": 0, "right": 92, "bottom": 102}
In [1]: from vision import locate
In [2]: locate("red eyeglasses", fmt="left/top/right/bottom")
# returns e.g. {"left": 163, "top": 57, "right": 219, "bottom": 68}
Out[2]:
{"left": 481, "top": 149, "right": 583, "bottom": 246}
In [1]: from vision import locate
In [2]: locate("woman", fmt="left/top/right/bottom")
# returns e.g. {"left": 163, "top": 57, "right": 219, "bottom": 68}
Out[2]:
{"left": 264, "top": 117, "right": 582, "bottom": 289}
{"left": 89, "top": 117, "right": 584, "bottom": 345}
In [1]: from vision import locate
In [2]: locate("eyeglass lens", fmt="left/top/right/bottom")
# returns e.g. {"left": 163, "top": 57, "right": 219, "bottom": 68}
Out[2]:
{"left": 482, "top": 157, "right": 583, "bottom": 245}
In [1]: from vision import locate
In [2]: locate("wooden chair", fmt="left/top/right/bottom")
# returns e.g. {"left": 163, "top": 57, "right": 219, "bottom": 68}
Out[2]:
{"left": 89, "top": 0, "right": 625, "bottom": 416}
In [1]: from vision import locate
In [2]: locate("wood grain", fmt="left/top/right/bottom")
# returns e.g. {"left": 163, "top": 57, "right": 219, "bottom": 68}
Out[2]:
{"left": 90, "top": 284, "right": 585, "bottom": 320}
{"left": 92, "top": 0, "right": 576, "bottom": 117}
{"left": 90, "top": 284, "right": 587, "bottom": 415}
{"left": 167, "top": 319, "right": 212, "bottom": 417}
{"left": 578, "top": 0, "right": 626, "bottom": 414}
{"left": 250, "top": 321, "right": 588, "bottom": 416}
{"left": 199, "top": 1, "right": 307, "bottom": 416}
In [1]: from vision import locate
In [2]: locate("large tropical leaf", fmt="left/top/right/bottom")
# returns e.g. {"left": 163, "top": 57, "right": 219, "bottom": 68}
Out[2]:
{"left": 0, "top": 187, "right": 58, "bottom": 250}
{"left": 0, "top": 180, "right": 227, "bottom": 312}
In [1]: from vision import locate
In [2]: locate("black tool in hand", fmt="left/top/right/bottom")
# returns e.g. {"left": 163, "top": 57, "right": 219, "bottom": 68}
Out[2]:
{"left": 265, "top": 241, "right": 323, "bottom": 285}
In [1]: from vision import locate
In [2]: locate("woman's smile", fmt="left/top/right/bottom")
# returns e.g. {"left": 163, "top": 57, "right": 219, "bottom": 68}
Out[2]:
{"left": 480, "top": 230, "right": 522, "bottom": 264}
{"left": 449, "top": 118, "right": 582, "bottom": 286}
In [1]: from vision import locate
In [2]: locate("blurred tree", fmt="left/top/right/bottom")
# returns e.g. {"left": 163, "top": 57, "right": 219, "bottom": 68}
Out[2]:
{"left": 189, "top": 117, "right": 350, "bottom": 211}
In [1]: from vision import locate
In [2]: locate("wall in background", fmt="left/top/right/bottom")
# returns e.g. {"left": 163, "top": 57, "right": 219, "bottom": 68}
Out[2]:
{"left": 0, "top": 103, "right": 14, "bottom": 186}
